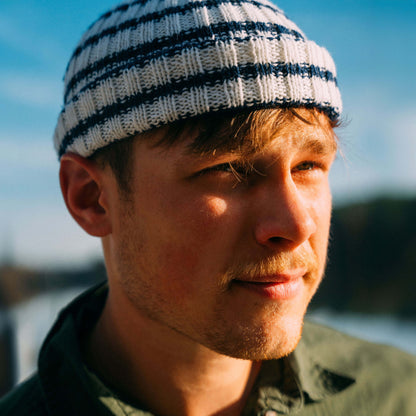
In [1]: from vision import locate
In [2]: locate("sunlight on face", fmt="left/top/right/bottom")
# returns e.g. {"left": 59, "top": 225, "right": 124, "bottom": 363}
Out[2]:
{"left": 105, "top": 109, "right": 336, "bottom": 360}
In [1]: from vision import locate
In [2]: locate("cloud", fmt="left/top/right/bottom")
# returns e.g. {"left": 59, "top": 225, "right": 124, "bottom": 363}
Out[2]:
{"left": 0, "top": 132, "right": 57, "bottom": 169}
{"left": 331, "top": 102, "right": 416, "bottom": 204}
{"left": 0, "top": 131, "right": 98, "bottom": 268}
{"left": 0, "top": 71, "right": 61, "bottom": 109}
{"left": 330, "top": 78, "right": 416, "bottom": 203}
{"left": 0, "top": 201, "right": 102, "bottom": 268}
{"left": 386, "top": 109, "right": 416, "bottom": 183}
{"left": 0, "top": 12, "right": 66, "bottom": 68}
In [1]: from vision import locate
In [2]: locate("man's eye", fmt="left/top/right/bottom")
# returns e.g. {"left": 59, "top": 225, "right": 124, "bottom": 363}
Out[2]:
{"left": 207, "top": 163, "right": 234, "bottom": 173}
{"left": 195, "top": 163, "right": 233, "bottom": 178}
{"left": 203, "top": 162, "right": 248, "bottom": 175}
{"left": 198, "top": 162, "right": 251, "bottom": 182}
{"left": 296, "top": 161, "right": 317, "bottom": 171}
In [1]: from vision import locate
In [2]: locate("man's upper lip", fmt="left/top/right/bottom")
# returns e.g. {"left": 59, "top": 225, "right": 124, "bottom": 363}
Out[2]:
{"left": 236, "top": 269, "right": 307, "bottom": 284}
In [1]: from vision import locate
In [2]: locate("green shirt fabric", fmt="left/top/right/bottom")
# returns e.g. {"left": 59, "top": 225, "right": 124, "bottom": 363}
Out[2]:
{"left": 1, "top": 283, "right": 415, "bottom": 415}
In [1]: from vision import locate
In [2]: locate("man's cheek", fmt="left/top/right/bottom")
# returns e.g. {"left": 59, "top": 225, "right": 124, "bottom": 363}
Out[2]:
{"left": 155, "top": 242, "right": 202, "bottom": 295}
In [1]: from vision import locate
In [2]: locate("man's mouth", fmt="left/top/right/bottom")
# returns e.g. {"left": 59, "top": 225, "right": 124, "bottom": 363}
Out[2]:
{"left": 233, "top": 269, "right": 306, "bottom": 300}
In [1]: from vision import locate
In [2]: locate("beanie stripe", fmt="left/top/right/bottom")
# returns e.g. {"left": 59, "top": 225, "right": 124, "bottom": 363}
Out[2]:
{"left": 65, "top": 0, "right": 305, "bottom": 103}
{"left": 57, "top": 58, "right": 339, "bottom": 156}
{"left": 67, "top": 41, "right": 334, "bottom": 113}
{"left": 57, "top": 72, "right": 339, "bottom": 157}
{"left": 65, "top": 22, "right": 305, "bottom": 104}
{"left": 54, "top": 0, "right": 342, "bottom": 158}
{"left": 58, "top": 34, "right": 338, "bottom": 152}
{"left": 93, "top": 0, "right": 282, "bottom": 28}
{"left": 70, "top": 0, "right": 291, "bottom": 65}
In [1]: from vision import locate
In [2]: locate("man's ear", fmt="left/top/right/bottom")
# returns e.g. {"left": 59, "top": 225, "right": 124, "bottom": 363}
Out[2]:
{"left": 59, "top": 153, "right": 112, "bottom": 237}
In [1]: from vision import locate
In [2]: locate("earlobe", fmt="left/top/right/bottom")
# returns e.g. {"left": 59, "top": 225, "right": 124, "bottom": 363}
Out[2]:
{"left": 59, "top": 153, "right": 112, "bottom": 237}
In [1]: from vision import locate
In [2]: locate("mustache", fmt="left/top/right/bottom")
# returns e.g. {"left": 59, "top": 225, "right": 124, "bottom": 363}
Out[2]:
{"left": 220, "top": 249, "right": 319, "bottom": 285}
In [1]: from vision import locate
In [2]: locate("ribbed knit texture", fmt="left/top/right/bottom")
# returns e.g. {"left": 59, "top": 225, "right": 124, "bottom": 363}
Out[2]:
{"left": 54, "top": 0, "right": 342, "bottom": 158}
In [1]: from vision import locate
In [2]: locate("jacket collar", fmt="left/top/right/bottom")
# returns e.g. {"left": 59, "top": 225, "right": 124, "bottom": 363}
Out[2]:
{"left": 38, "top": 284, "right": 111, "bottom": 416}
{"left": 245, "top": 326, "right": 356, "bottom": 415}
{"left": 37, "top": 284, "right": 355, "bottom": 415}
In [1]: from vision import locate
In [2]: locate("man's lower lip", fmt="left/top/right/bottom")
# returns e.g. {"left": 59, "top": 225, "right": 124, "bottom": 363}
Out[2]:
{"left": 234, "top": 278, "right": 303, "bottom": 300}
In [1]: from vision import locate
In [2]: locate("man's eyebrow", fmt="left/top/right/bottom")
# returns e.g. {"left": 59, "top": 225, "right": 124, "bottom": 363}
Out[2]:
{"left": 179, "top": 127, "right": 339, "bottom": 163}
{"left": 297, "top": 133, "right": 338, "bottom": 155}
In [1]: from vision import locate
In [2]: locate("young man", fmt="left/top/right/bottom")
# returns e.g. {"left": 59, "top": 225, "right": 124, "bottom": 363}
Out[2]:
{"left": 1, "top": 0, "right": 415, "bottom": 414}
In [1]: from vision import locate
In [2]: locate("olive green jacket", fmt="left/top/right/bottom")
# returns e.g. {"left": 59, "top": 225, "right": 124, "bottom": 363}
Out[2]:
{"left": 1, "top": 284, "right": 415, "bottom": 415}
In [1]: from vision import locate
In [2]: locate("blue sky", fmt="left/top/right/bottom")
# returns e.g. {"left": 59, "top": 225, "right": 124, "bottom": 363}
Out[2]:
{"left": 0, "top": 0, "right": 415, "bottom": 267}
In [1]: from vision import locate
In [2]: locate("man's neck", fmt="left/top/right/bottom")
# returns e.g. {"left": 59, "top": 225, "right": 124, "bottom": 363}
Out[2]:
{"left": 84, "top": 288, "right": 262, "bottom": 416}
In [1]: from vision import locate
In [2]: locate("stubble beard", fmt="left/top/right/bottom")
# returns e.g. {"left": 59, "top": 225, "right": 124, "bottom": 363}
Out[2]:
{"left": 117, "top": 246, "right": 323, "bottom": 362}
{"left": 200, "top": 270, "right": 320, "bottom": 361}
{"left": 114, "top": 205, "right": 324, "bottom": 362}
{"left": 199, "top": 252, "right": 322, "bottom": 361}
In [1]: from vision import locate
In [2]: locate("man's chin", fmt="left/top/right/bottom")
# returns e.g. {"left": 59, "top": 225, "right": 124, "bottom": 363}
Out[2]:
{"left": 205, "top": 317, "right": 304, "bottom": 361}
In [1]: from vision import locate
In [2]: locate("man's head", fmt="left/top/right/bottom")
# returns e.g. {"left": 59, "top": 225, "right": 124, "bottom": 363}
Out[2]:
{"left": 57, "top": 0, "right": 341, "bottom": 361}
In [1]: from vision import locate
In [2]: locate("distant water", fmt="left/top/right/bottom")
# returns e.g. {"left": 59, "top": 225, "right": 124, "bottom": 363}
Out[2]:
{"left": 10, "top": 286, "right": 89, "bottom": 382}
{"left": 307, "top": 309, "right": 416, "bottom": 355}
{"left": 5, "top": 288, "right": 416, "bottom": 383}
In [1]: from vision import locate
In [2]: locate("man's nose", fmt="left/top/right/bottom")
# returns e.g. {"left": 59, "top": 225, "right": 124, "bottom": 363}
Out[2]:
{"left": 254, "top": 178, "right": 317, "bottom": 250}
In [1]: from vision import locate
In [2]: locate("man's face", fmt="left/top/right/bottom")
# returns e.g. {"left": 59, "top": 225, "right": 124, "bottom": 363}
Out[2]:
{"left": 106, "top": 110, "right": 337, "bottom": 360}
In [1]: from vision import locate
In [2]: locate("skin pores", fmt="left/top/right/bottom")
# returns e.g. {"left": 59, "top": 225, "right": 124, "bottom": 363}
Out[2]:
{"left": 102, "top": 110, "right": 337, "bottom": 361}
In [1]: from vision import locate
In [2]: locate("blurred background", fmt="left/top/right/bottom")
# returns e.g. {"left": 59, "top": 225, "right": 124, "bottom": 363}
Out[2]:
{"left": 0, "top": 0, "right": 415, "bottom": 396}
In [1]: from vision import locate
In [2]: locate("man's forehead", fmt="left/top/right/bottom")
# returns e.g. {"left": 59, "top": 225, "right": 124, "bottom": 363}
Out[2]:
{"left": 275, "top": 128, "right": 338, "bottom": 156}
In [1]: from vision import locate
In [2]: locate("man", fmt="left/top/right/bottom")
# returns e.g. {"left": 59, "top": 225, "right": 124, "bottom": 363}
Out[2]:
{"left": 1, "top": 0, "right": 415, "bottom": 414}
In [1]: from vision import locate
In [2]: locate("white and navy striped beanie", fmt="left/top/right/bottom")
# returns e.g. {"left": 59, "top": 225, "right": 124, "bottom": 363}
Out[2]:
{"left": 54, "top": 0, "right": 342, "bottom": 158}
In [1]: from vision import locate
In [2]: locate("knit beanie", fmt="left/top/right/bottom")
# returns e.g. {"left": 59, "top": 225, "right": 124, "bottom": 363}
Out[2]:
{"left": 54, "top": 0, "right": 342, "bottom": 158}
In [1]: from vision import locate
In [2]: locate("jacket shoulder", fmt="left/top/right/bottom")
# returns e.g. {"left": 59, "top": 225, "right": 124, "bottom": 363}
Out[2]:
{"left": 0, "top": 374, "right": 48, "bottom": 416}
{"left": 303, "top": 319, "right": 416, "bottom": 370}
{"left": 302, "top": 320, "right": 416, "bottom": 413}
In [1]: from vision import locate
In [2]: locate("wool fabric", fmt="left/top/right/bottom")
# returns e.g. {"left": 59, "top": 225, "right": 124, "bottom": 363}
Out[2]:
{"left": 54, "top": 0, "right": 342, "bottom": 158}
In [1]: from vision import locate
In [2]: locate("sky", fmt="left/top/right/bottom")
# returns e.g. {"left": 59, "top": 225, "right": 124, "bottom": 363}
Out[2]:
{"left": 0, "top": 0, "right": 415, "bottom": 268}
